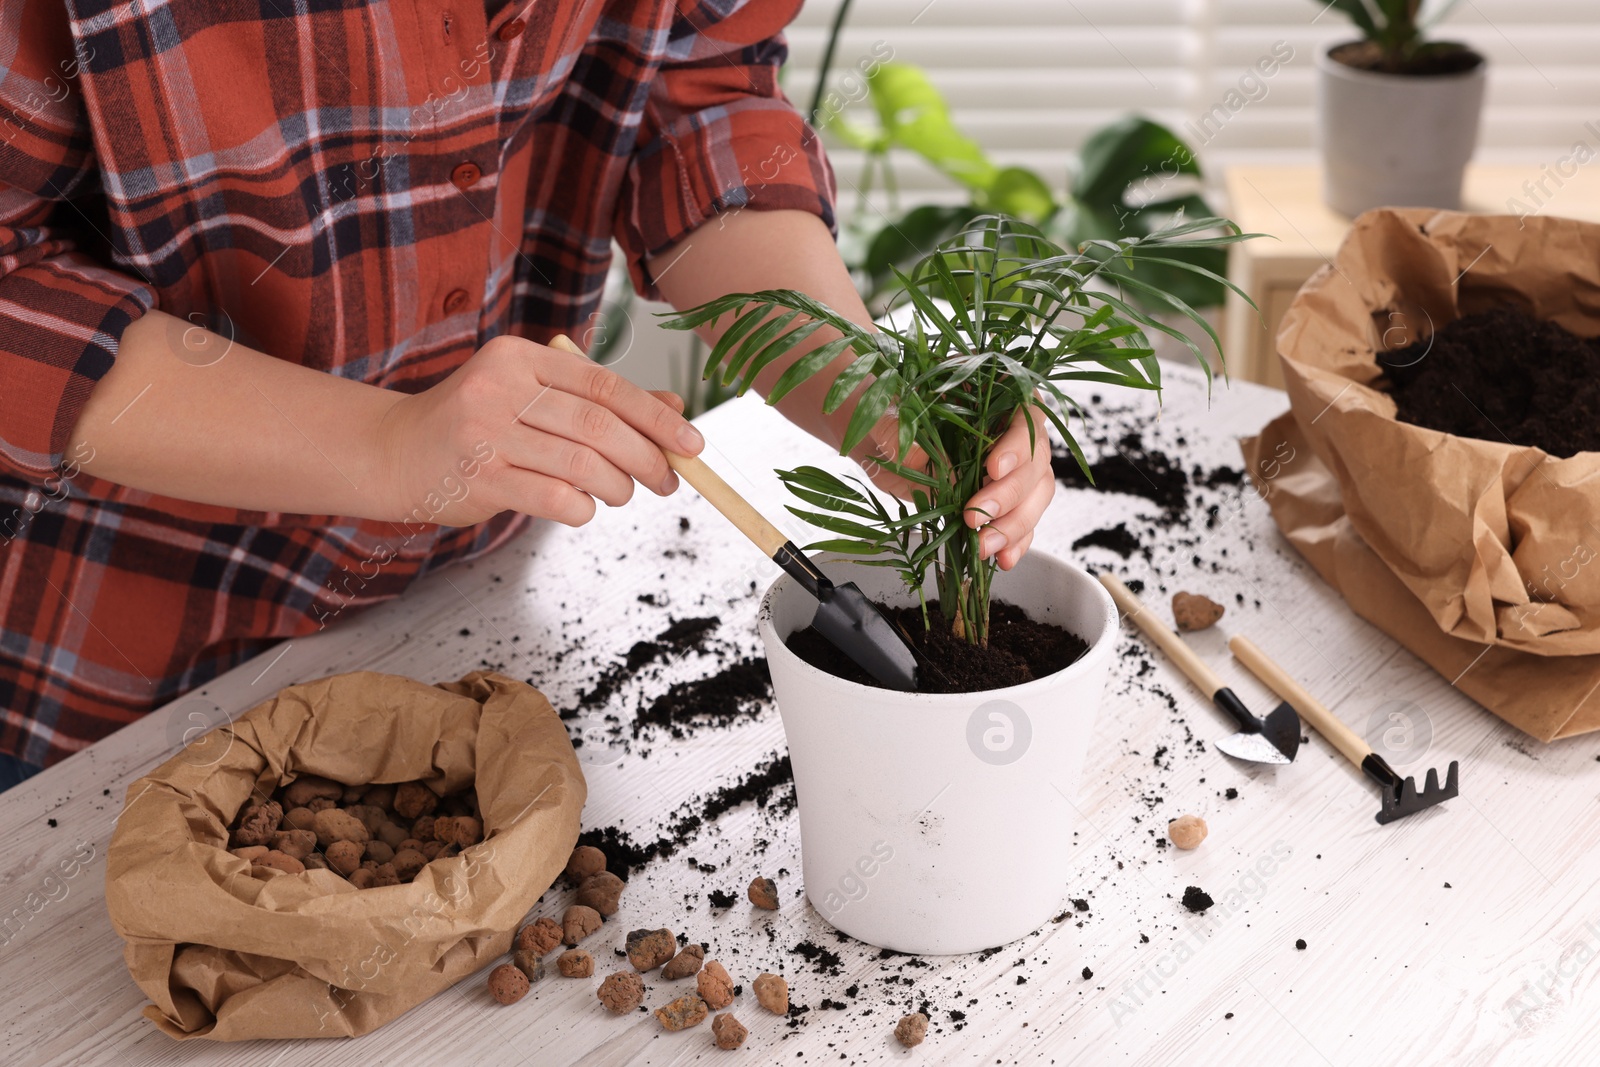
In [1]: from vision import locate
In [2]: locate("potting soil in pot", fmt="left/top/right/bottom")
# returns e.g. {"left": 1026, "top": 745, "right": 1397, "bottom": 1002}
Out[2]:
{"left": 784, "top": 601, "right": 1088, "bottom": 693}
{"left": 1378, "top": 305, "right": 1600, "bottom": 456}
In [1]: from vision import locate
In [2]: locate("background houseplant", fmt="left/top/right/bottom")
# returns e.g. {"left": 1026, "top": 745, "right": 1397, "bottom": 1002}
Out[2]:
{"left": 1315, "top": 0, "right": 1486, "bottom": 216}
{"left": 830, "top": 66, "right": 1228, "bottom": 319}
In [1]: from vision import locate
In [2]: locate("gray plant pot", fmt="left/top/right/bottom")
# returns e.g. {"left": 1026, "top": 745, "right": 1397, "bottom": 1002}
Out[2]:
{"left": 1315, "top": 43, "right": 1487, "bottom": 217}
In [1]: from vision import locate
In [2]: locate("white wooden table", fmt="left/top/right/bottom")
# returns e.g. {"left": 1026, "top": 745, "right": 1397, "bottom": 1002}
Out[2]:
{"left": 3, "top": 366, "right": 1597, "bottom": 1067}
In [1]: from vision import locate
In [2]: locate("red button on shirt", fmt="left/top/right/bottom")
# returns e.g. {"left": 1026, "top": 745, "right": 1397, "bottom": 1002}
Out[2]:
{"left": 497, "top": 19, "right": 526, "bottom": 41}
{"left": 443, "top": 288, "right": 470, "bottom": 314}
{"left": 450, "top": 162, "right": 481, "bottom": 189}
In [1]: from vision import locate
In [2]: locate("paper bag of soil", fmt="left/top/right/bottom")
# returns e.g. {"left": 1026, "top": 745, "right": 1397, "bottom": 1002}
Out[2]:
{"left": 106, "top": 670, "right": 585, "bottom": 1040}
{"left": 1274, "top": 207, "right": 1600, "bottom": 657}
{"left": 1242, "top": 412, "right": 1600, "bottom": 741}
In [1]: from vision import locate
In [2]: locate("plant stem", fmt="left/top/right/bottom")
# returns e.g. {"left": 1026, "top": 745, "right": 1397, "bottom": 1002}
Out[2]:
{"left": 807, "top": 0, "right": 857, "bottom": 125}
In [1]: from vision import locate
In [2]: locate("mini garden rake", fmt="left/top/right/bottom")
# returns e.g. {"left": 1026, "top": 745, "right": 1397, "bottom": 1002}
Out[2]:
{"left": 1230, "top": 636, "right": 1460, "bottom": 824}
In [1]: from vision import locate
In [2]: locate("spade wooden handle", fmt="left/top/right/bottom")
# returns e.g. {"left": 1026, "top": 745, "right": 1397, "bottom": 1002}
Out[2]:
{"left": 664, "top": 451, "right": 789, "bottom": 557}
{"left": 1228, "top": 635, "right": 1371, "bottom": 768}
{"left": 548, "top": 333, "right": 789, "bottom": 559}
{"left": 1097, "top": 572, "right": 1227, "bottom": 697}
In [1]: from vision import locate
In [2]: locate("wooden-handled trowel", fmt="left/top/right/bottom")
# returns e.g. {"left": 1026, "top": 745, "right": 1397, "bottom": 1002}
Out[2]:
{"left": 1098, "top": 573, "right": 1301, "bottom": 765}
{"left": 549, "top": 334, "right": 918, "bottom": 691}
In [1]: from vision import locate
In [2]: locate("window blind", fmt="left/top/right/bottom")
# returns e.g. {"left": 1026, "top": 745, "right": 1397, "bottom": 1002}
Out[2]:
{"left": 783, "top": 0, "right": 1600, "bottom": 204}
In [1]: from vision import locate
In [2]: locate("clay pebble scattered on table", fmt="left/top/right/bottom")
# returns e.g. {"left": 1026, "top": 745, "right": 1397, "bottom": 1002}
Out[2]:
{"left": 1168, "top": 814, "right": 1208, "bottom": 849}
{"left": 1171, "top": 591, "right": 1225, "bottom": 632}
{"left": 712, "top": 1012, "right": 749, "bottom": 1049}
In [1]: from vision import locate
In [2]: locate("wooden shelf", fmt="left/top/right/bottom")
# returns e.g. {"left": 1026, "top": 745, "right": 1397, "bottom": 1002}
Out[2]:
{"left": 1221, "top": 163, "right": 1600, "bottom": 386}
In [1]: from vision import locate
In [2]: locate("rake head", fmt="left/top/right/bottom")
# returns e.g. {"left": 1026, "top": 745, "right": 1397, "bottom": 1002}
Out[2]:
{"left": 1363, "top": 754, "right": 1460, "bottom": 825}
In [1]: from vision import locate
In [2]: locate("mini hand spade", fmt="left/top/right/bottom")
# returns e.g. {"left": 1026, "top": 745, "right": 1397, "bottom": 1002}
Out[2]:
{"left": 547, "top": 334, "right": 918, "bottom": 691}
{"left": 1098, "top": 573, "right": 1301, "bottom": 765}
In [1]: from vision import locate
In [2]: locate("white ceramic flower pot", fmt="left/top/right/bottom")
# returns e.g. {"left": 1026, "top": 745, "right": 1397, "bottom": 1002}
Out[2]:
{"left": 757, "top": 551, "right": 1118, "bottom": 954}
{"left": 1316, "top": 43, "right": 1486, "bottom": 217}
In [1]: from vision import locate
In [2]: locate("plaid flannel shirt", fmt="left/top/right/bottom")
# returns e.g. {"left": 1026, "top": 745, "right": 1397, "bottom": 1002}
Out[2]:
{"left": 0, "top": 0, "right": 836, "bottom": 766}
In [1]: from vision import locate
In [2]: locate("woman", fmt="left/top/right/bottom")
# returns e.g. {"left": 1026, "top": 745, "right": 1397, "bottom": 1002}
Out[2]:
{"left": 0, "top": 0, "right": 1056, "bottom": 787}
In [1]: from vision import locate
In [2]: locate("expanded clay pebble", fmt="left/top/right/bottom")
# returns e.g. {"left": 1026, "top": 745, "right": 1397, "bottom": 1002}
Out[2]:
{"left": 752, "top": 972, "right": 788, "bottom": 1015}
{"left": 627, "top": 928, "right": 676, "bottom": 972}
{"left": 747, "top": 876, "right": 779, "bottom": 910}
{"left": 283, "top": 775, "right": 341, "bottom": 809}
{"left": 712, "top": 1012, "right": 748, "bottom": 1050}
{"left": 326, "top": 840, "right": 364, "bottom": 876}
{"left": 345, "top": 804, "right": 388, "bottom": 835}
{"left": 348, "top": 867, "right": 375, "bottom": 888}
{"left": 361, "top": 784, "right": 396, "bottom": 810}
{"left": 376, "top": 821, "right": 408, "bottom": 849}
{"left": 412, "top": 815, "right": 437, "bottom": 842}
{"left": 661, "top": 943, "right": 704, "bottom": 980}
{"left": 697, "top": 960, "right": 734, "bottom": 1009}
{"left": 364, "top": 840, "right": 395, "bottom": 865}
{"left": 562, "top": 905, "right": 603, "bottom": 946}
{"left": 512, "top": 949, "right": 546, "bottom": 983}
{"left": 577, "top": 871, "right": 624, "bottom": 916}
{"left": 654, "top": 993, "right": 709, "bottom": 1031}
{"left": 312, "top": 808, "right": 370, "bottom": 848}
{"left": 517, "top": 917, "right": 564, "bottom": 957}
{"left": 433, "top": 815, "right": 483, "bottom": 848}
{"left": 565, "top": 845, "right": 607, "bottom": 883}
{"left": 1182, "top": 885, "right": 1215, "bottom": 913}
{"left": 598, "top": 970, "right": 645, "bottom": 1014}
{"left": 251, "top": 850, "right": 305, "bottom": 875}
{"left": 488, "top": 962, "right": 530, "bottom": 1005}
{"left": 394, "top": 781, "right": 438, "bottom": 820}
{"left": 230, "top": 800, "right": 283, "bottom": 847}
{"left": 1168, "top": 814, "right": 1208, "bottom": 850}
{"left": 895, "top": 1012, "right": 929, "bottom": 1048}
{"left": 1172, "top": 591, "right": 1225, "bottom": 632}
{"left": 283, "top": 806, "right": 317, "bottom": 832}
{"left": 370, "top": 863, "right": 401, "bottom": 887}
{"left": 391, "top": 848, "right": 428, "bottom": 882}
{"left": 557, "top": 949, "right": 594, "bottom": 978}
{"left": 270, "top": 828, "right": 316, "bottom": 860}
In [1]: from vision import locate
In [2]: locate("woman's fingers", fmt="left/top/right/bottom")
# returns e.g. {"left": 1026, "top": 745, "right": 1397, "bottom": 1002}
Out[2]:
{"left": 537, "top": 347, "right": 704, "bottom": 457}
{"left": 997, "top": 529, "right": 1034, "bottom": 572}
{"left": 978, "top": 475, "right": 1054, "bottom": 563}
{"left": 984, "top": 405, "right": 1051, "bottom": 483}
{"left": 968, "top": 407, "right": 1051, "bottom": 528}
{"left": 492, "top": 467, "right": 598, "bottom": 527}
{"left": 514, "top": 387, "right": 680, "bottom": 496}
{"left": 497, "top": 425, "right": 637, "bottom": 507}
{"left": 650, "top": 390, "right": 688, "bottom": 414}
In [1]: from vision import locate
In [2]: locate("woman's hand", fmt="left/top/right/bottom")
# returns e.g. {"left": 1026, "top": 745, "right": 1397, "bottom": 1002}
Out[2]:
{"left": 376, "top": 335, "right": 702, "bottom": 527}
{"left": 857, "top": 404, "right": 1056, "bottom": 572}
{"left": 963, "top": 405, "right": 1056, "bottom": 571}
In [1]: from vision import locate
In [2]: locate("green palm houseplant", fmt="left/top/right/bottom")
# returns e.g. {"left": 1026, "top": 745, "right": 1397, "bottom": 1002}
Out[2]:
{"left": 661, "top": 213, "right": 1253, "bottom": 954}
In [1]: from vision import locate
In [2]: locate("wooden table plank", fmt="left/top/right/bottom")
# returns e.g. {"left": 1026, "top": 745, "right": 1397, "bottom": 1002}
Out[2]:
{"left": 3, "top": 365, "right": 1597, "bottom": 1066}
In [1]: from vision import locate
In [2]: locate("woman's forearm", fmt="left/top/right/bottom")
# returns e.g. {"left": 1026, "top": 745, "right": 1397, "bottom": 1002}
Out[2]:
{"left": 68, "top": 309, "right": 402, "bottom": 517}
{"left": 64, "top": 309, "right": 705, "bottom": 528}
{"left": 647, "top": 208, "right": 872, "bottom": 454}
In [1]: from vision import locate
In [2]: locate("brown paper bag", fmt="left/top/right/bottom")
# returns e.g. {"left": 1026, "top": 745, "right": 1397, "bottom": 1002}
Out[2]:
{"left": 1276, "top": 207, "right": 1600, "bottom": 656}
{"left": 1242, "top": 411, "right": 1600, "bottom": 741}
{"left": 106, "top": 670, "right": 586, "bottom": 1040}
